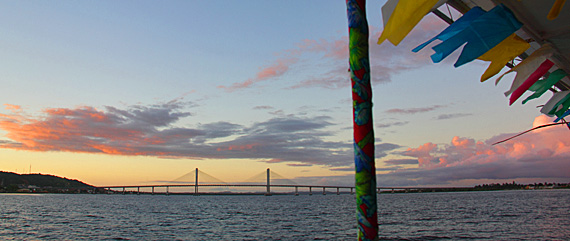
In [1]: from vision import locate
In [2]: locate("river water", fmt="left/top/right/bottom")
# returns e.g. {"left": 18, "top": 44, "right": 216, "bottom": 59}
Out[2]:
{"left": 1, "top": 190, "right": 569, "bottom": 240}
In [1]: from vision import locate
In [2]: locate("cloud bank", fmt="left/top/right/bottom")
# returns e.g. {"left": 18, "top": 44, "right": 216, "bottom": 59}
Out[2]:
{"left": 303, "top": 115, "right": 570, "bottom": 187}
{"left": 3, "top": 102, "right": 568, "bottom": 186}
{"left": 0, "top": 101, "right": 396, "bottom": 167}
{"left": 378, "top": 115, "right": 570, "bottom": 185}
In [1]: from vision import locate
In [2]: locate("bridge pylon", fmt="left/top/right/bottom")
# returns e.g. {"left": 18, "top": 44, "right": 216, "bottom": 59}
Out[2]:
{"left": 265, "top": 168, "right": 271, "bottom": 196}
{"left": 194, "top": 168, "right": 199, "bottom": 196}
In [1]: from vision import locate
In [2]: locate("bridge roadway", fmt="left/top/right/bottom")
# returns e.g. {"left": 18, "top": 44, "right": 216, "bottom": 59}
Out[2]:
{"left": 98, "top": 184, "right": 469, "bottom": 195}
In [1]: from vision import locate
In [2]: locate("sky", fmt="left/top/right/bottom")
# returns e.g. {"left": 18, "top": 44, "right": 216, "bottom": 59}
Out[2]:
{"left": 1, "top": 0, "right": 569, "bottom": 187}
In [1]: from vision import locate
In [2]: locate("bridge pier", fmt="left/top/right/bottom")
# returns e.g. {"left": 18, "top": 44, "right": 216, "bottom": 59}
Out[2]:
{"left": 309, "top": 187, "right": 312, "bottom": 195}
{"left": 377, "top": 188, "right": 380, "bottom": 194}
{"left": 137, "top": 187, "right": 140, "bottom": 195}
{"left": 166, "top": 186, "right": 169, "bottom": 195}
{"left": 391, "top": 188, "right": 394, "bottom": 193}
{"left": 122, "top": 187, "right": 125, "bottom": 195}
{"left": 322, "top": 187, "right": 326, "bottom": 195}
{"left": 295, "top": 186, "right": 299, "bottom": 196}
{"left": 336, "top": 187, "right": 340, "bottom": 195}
{"left": 265, "top": 168, "right": 271, "bottom": 196}
{"left": 195, "top": 168, "right": 199, "bottom": 196}
{"left": 152, "top": 186, "right": 155, "bottom": 195}
{"left": 350, "top": 187, "right": 353, "bottom": 195}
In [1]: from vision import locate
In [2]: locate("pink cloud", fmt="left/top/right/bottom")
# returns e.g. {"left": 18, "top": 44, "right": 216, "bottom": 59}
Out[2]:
{"left": 383, "top": 115, "right": 570, "bottom": 184}
{"left": 0, "top": 102, "right": 356, "bottom": 166}
{"left": 217, "top": 58, "right": 298, "bottom": 92}
{"left": 4, "top": 104, "right": 21, "bottom": 111}
{"left": 532, "top": 114, "right": 553, "bottom": 129}
{"left": 451, "top": 136, "right": 475, "bottom": 148}
{"left": 0, "top": 102, "right": 194, "bottom": 155}
{"left": 256, "top": 59, "right": 292, "bottom": 79}
{"left": 223, "top": 13, "right": 449, "bottom": 91}
{"left": 402, "top": 142, "right": 438, "bottom": 167}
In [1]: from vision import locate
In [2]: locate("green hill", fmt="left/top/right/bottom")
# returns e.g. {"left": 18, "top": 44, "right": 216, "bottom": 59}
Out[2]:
{"left": 0, "top": 171, "right": 93, "bottom": 192}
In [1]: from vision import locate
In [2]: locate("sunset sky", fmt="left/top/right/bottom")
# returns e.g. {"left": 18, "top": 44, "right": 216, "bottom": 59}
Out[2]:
{"left": 1, "top": 0, "right": 569, "bottom": 187}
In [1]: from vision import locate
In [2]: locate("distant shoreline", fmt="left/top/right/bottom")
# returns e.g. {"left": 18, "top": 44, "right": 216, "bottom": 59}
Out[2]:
{"left": 2, "top": 171, "right": 569, "bottom": 195}
{"left": 3, "top": 188, "right": 569, "bottom": 196}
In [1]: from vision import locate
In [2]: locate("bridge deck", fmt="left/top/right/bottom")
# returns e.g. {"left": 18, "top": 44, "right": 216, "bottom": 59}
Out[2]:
{"left": 98, "top": 184, "right": 469, "bottom": 190}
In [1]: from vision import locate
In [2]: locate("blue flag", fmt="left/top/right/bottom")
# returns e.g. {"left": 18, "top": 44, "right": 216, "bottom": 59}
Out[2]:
{"left": 429, "top": 4, "right": 523, "bottom": 67}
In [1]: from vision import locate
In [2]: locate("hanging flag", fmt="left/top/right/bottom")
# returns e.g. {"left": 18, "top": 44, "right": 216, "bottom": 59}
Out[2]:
{"left": 509, "top": 60, "right": 555, "bottom": 105}
{"left": 381, "top": 0, "right": 399, "bottom": 28}
{"left": 377, "top": 0, "right": 439, "bottom": 46}
{"left": 553, "top": 97, "right": 570, "bottom": 118}
{"left": 478, "top": 34, "right": 530, "bottom": 82}
{"left": 496, "top": 44, "right": 554, "bottom": 96}
{"left": 430, "top": 4, "right": 522, "bottom": 67}
{"left": 412, "top": 6, "right": 528, "bottom": 82}
{"left": 548, "top": 0, "right": 566, "bottom": 20}
{"left": 412, "top": 7, "right": 486, "bottom": 53}
{"left": 522, "top": 69, "right": 568, "bottom": 104}
{"left": 540, "top": 90, "right": 570, "bottom": 116}
{"left": 554, "top": 109, "right": 570, "bottom": 122}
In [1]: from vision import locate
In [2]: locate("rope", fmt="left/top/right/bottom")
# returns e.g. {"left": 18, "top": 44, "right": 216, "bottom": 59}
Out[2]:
{"left": 492, "top": 121, "right": 570, "bottom": 145}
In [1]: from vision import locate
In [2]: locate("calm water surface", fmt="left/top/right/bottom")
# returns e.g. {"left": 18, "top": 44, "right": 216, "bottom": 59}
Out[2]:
{"left": 1, "top": 190, "right": 569, "bottom": 240}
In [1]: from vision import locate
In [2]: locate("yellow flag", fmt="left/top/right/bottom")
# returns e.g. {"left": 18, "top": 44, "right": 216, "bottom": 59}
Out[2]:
{"left": 548, "top": 0, "right": 566, "bottom": 20}
{"left": 378, "top": 0, "right": 439, "bottom": 46}
{"left": 478, "top": 34, "right": 530, "bottom": 82}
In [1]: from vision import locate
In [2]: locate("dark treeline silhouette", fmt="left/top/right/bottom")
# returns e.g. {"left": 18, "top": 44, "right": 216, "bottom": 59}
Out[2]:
{"left": 0, "top": 171, "right": 98, "bottom": 193}
{"left": 474, "top": 181, "right": 568, "bottom": 190}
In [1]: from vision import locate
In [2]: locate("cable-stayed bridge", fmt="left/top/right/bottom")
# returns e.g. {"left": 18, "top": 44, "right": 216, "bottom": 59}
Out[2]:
{"left": 98, "top": 168, "right": 468, "bottom": 196}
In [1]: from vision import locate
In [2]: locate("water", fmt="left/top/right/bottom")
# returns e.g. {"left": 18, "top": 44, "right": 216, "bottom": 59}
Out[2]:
{"left": 1, "top": 190, "right": 569, "bottom": 240}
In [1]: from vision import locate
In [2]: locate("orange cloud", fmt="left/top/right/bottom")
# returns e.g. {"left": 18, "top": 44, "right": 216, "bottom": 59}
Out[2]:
{"left": 4, "top": 104, "right": 21, "bottom": 111}
{"left": 218, "top": 58, "right": 298, "bottom": 92}
{"left": 255, "top": 60, "right": 291, "bottom": 80}
{"left": 379, "top": 117, "right": 570, "bottom": 186}
{"left": 402, "top": 142, "right": 438, "bottom": 167}
{"left": 451, "top": 136, "right": 474, "bottom": 148}
{"left": 396, "top": 115, "right": 570, "bottom": 171}
{"left": 220, "top": 14, "right": 449, "bottom": 91}
{"left": 0, "top": 104, "right": 187, "bottom": 155}
{"left": 0, "top": 103, "right": 352, "bottom": 166}
{"left": 532, "top": 114, "right": 553, "bottom": 130}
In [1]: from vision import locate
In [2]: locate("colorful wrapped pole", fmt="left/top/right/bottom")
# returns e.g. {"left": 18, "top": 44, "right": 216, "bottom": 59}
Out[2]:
{"left": 346, "top": 0, "right": 378, "bottom": 240}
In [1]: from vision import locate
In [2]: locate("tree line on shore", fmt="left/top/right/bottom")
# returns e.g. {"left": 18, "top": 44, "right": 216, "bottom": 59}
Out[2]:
{"left": 474, "top": 181, "right": 569, "bottom": 190}
{"left": 0, "top": 171, "right": 96, "bottom": 193}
